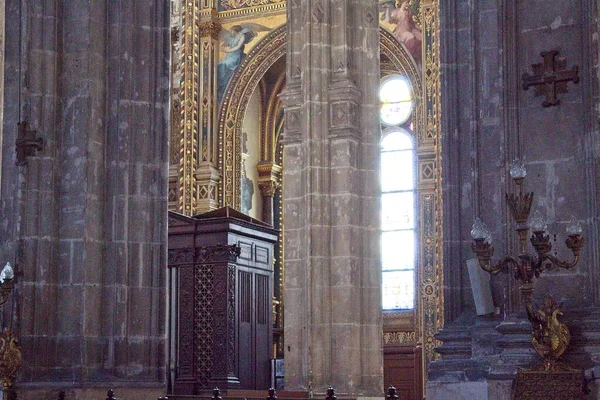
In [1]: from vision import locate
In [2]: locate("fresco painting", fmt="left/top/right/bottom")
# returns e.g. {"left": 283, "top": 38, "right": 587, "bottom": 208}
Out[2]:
{"left": 217, "top": 1, "right": 424, "bottom": 104}
{"left": 218, "top": 13, "right": 285, "bottom": 102}
{"left": 380, "top": 0, "right": 422, "bottom": 65}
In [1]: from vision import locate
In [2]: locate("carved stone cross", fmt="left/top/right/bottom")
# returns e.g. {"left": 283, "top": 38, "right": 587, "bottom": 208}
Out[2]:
{"left": 15, "top": 122, "right": 43, "bottom": 166}
{"left": 522, "top": 50, "right": 579, "bottom": 107}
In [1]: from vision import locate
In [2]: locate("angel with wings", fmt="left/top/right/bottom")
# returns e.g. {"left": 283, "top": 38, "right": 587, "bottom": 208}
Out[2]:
{"left": 381, "top": 0, "right": 422, "bottom": 65}
{"left": 218, "top": 23, "right": 270, "bottom": 100}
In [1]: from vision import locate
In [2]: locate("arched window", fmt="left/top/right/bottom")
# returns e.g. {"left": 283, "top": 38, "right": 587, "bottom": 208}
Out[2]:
{"left": 380, "top": 75, "right": 416, "bottom": 310}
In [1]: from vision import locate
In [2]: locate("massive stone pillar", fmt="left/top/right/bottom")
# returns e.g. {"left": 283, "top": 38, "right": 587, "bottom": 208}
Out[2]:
{"left": 0, "top": 1, "right": 170, "bottom": 399}
{"left": 281, "top": 0, "right": 383, "bottom": 395}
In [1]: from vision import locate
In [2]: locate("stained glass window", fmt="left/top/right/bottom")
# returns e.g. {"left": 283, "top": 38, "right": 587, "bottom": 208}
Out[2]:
{"left": 380, "top": 75, "right": 416, "bottom": 310}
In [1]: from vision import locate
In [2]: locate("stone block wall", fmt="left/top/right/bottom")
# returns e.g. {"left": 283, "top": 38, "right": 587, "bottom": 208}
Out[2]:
{"left": 432, "top": 0, "right": 600, "bottom": 397}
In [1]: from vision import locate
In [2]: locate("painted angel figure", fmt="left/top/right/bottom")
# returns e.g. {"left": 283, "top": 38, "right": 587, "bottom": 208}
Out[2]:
{"left": 381, "top": 0, "right": 422, "bottom": 65}
{"left": 218, "top": 23, "right": 270, "bottom": 101}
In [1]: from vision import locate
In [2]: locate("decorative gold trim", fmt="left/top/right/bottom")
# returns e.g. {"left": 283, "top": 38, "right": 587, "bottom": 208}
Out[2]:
{"left": 219, "top": 2, "right": 286, "bottom": 20}
{"left": 199, "top": 20, "right": 222, "bottom": 40}
{"left": 421, "top": 0, "right": 443, "bottom": 371}
{"left": 220, "top": 0, "right": 284, "bottom": 11}
{"left": 0, "top": 329, "right": 21, "bottom": 389}
{"left": 383, "top": 331, "right": 417, "bottom": 347}
{"left": 178, "top": 0, "right": 201, "bottom": 215}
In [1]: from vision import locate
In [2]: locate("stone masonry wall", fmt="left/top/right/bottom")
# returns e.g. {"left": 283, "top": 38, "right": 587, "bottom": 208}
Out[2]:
{"left": 0, "top": 1, "right": 170, "bottom": 397}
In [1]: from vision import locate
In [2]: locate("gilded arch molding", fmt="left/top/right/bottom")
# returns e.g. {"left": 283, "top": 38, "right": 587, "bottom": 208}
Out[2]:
{"left": 218, "top": 25, "right": 287, "bottom": 209}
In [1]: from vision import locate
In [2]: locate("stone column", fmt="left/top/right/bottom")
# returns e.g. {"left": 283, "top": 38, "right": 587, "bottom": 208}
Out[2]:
{"left": 0, "top": 1, "right": 170, "bottom": 398}
{"left": 280, "top": 0, "right": 382, "bottom": 395}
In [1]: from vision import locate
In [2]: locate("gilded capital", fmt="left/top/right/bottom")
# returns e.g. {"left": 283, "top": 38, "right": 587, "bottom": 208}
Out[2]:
{"left": 258, "top": 180, "right": 280, "bottom": 197}
{"left": 199, "top": 20, "right": 222, "bottom": 40}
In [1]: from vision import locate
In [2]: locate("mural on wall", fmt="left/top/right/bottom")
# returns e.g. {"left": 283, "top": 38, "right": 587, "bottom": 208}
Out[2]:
{"left": 218, "top": 12, "right": 286, "bottom": 103}
{"left": 380, "top": 0, "right": 422, "bottom": 65}
{"left": 218, "top": 23, "right": 270, "bottom": 100}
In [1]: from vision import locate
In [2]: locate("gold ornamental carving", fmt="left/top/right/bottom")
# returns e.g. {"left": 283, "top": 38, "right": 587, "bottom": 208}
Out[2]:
{"left": 0, "top": 329, "right": 20, "bottom": 389}
{"left": 199, "top": 20, "right": 222, "bottom": 39}
{"left": 420, "top": 0, "right": 443, "bottom": 369}
{"left": 258, "top": 180, "right": 280, "bottom": 197}
{"left": 383, "top": 331, "right": 417, "bottom": 347}
{"left": 218, "top": 25, "right": 287, "bottom": 209}
{"left": 220, "top": 0, "right": 284, "bottom": 11}
{"left": 531, "top": 298, "right": 570, "bottom": 367}
{"left": 178, "top": 0, "right": 201, "bottom": 216}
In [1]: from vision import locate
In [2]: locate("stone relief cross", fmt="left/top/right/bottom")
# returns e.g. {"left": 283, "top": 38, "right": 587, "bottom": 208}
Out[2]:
{"left": 522, "top": 50, "right": 579, "bottom": 107}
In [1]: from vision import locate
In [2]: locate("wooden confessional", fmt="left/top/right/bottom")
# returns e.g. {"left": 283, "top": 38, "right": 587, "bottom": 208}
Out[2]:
{"left": 168, "top": 207, "right": 278, "bottom": 394}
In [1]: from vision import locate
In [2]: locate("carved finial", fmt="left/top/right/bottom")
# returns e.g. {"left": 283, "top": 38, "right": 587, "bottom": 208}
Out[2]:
{"left": 325, "top": 387, "right": 336, "bottom": 400}
{"left": 267, "top": 388, "right": 277, "bottom": 400}
{"left": 213, "top": 387, "right": 222, "bottom": 400}
{"left": 386, "top": 386, "right": 398, "bottom": 400}
{"left": 106, "top": 389, "right": 116, "bottom": 400}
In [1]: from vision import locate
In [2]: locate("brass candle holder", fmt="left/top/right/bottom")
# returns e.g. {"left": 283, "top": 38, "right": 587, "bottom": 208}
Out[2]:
{"left": 471, "top": 161, "right": 584, "bottom": 369}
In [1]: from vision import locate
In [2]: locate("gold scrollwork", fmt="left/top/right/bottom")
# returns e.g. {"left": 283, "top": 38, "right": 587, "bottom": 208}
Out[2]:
{"left": 199, "top": 20, "right": 222, "bottom": 39}
{"left": 0, "top": 329, "right": 21, "bottom": 389}
{"left": 178, "top": 0, "right": 201, "bottom": 215}
{"left": 220, "top": 0, "right": 284, "bottom": 11}
{"left": 383, "top": 331, "right": 417, "bottom": 347}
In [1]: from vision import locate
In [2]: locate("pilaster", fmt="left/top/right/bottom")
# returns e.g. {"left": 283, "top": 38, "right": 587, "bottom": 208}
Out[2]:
{"left": 196, "top": 10, "right": 222, "bottom": 214}
{"left": 178, "top": 1, "right": 222, "bottom": 216}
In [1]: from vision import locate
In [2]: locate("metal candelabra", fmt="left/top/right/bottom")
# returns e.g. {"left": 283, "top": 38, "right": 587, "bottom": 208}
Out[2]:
{"left": 470, "top": 161, "right": 584, "bottom": 369}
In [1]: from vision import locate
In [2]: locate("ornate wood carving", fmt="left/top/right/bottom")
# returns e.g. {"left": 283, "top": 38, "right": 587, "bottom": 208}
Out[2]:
{"left": 522, "top": 50, "right": 579, "bottom": 107}
{"left": 179, "top": 265, "right": 196, "bottom": 379}
{"left": 194, "top": 265, "right": 214, "bottom": 384}
{"left": 197, "top": 244, "right": 241, "bottom": 264}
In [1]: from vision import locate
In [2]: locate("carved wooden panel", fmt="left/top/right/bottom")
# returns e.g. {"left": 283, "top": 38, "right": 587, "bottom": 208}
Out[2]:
{"left": 194, "top": 265, "right": 214, "bottom": 384}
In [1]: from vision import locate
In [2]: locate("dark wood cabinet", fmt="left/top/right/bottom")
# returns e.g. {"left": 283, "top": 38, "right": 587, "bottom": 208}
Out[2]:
{"left": 168, "top": 208, "right": 278, "bottom": 394}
